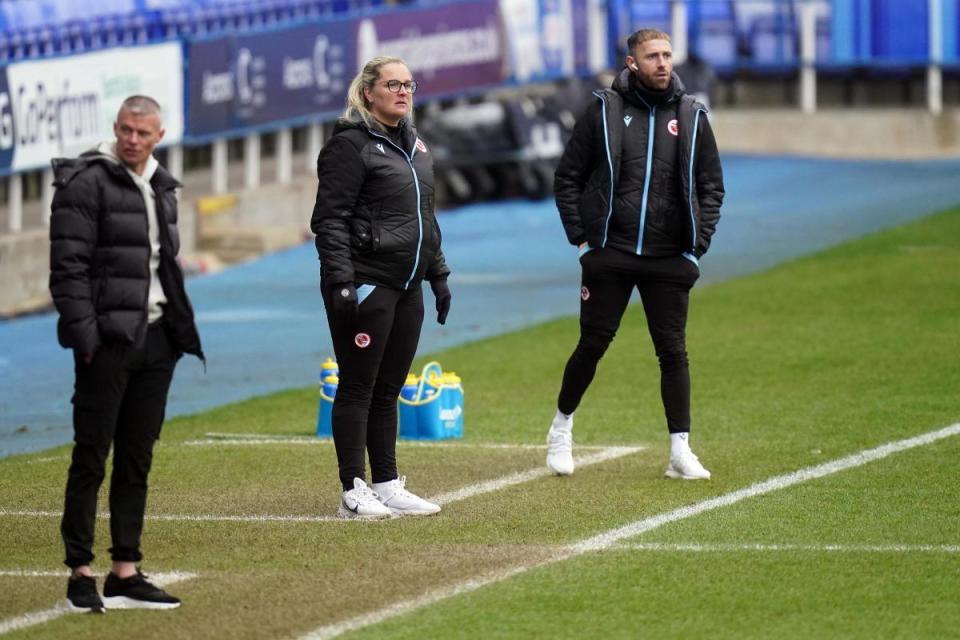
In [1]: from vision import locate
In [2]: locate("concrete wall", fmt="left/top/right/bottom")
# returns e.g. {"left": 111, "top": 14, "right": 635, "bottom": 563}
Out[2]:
{"left": 711, "top": 109, "right": 960, "bottom": 159}
{"left": 0, "top": 228, "right": 49, "bottom": 316}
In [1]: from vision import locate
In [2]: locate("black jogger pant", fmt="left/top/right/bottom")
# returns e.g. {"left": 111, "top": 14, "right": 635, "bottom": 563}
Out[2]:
{"left": 323, "top": 283, "right": 424, "bottom": 491}
{"left": 557, "top": 247, "right": 700, "bottom": 433}
{"left": 62, "top": 321, "right": 178, "bottom": 568}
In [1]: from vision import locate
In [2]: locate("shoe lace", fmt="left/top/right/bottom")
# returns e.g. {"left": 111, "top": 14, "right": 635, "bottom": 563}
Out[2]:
{"left": 352, "top": 483, "right": 381, "bottom": 505}
{"left": 387, "top": 476, "right": 417, "bottom": 500}
{"left": 548, "top": 429, "right": 573, "bottom": 447}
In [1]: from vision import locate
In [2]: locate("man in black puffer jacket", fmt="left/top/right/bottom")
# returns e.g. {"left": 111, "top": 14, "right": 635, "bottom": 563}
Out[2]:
{"left": 49, "top": 95, "right": 202, "bottom": 612}
{"left": 545, "top": 29, "right": 724, "bottom": 481}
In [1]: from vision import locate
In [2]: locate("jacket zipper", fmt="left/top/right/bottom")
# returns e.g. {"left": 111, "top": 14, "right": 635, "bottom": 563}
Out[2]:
{"left": 369, "top": 130, "right": 423, "bottom": 290}
{"left": 636, "top": 104, "right": 656, "bottom": 255}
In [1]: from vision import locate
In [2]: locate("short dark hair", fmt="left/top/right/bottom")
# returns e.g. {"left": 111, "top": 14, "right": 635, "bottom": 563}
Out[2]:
{"left": 627, "top": 29, "right": 672, "bottom": 54}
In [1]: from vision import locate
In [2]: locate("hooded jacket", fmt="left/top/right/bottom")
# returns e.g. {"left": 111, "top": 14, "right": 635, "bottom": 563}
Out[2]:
{"left": 48, "top": 145, "right": 203, "bottom": 360}
{"left": 310, "top": 117, "right": 449, "bottom": 291}
{"left": 554, "top": 69, "right": 724, "bottom": 259}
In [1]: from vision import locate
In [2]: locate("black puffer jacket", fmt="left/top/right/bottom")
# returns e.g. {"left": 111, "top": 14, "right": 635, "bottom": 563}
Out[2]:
{"left": 48, "top": 150, "right": 203, "bottom": 359}
{"left": 555, "top": 69, "right": 724, "bottom": 258}
{"left": 310, "top": 118, "right": 449, "bottom": 290}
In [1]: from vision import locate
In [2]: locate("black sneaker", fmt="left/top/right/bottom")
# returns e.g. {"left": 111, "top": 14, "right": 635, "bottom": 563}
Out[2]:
{"left": 102, "top": 569, "right": 181, "bottom": 610}
{"left": 66, "top": 575, "right": 105, "bottom": 614}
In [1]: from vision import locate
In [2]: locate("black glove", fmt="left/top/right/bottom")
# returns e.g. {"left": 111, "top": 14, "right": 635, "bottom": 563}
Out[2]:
{"left": 430, "top": 278, "right": 451, "bottom": 325}
{"left": 329, "top": 283, "right": 358, "bottom": 327}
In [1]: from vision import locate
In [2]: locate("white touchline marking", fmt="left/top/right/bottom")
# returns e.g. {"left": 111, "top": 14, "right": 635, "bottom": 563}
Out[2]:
{"left": 0, "top": 572, "right": 198, "bottom": 635}
{"left": 0, "top": 509, "right": 342, "bottom": 524}
{"left": 429, "top": 447, "right": 643, "bottom": 506}
{"left": 298, "top": 421, "right": 960, "bottom": 640}
{"left": 614, "top": 542, "right": 960, "bottom": 554}
{"left": 186, "top": 434, "right": 619, "bottom": 451}
{"left": 572, "top": 422, "right": 960, "bottom": 553}
{"left": 25, "top": 456, "right": 69, "bottom": 465}
{"left": 0, "top": 447, "right": 642, "bottom": 524}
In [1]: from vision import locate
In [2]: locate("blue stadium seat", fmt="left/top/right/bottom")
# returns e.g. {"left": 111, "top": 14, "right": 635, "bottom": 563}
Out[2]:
{"left": 747, "top": 14, "right": 798, "bottom": 67}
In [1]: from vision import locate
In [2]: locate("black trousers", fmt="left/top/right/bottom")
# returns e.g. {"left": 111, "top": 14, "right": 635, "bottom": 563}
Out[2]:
{"left": 323, "top": 284, "right": 424, "bottom": 491}
{"left": 557, "top": 247, "right": 700, "bottom": 433}
{"left": 61, "top": 321, "right": 178, "bottom": 568}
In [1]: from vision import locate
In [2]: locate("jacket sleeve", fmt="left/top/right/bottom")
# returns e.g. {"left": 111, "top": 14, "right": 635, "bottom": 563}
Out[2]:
{"left": 693, "top": 113, "right": 724, "bottom": 257}
{"left": 48, "top": 173, "right": 101, "bottom": 355}
{"left": 425, "top": 231, "right": 450, "bottom": 283}
{"left": 310, "top": 135, "right": 366, "bottom": 286}
{"left": 553, "top": 101, "right": 599, "bottom": 246}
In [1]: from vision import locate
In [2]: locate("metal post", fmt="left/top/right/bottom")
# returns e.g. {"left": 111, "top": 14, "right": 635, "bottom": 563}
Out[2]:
{"left": 800, "top": 1, "right": 818, "bottom": 114}
{"left": 42, "top": 167, "right": 54, "bottom": 226}
{"left": 929, "top": 0, "right": 943, "bottom": 115}
{"left": 167, "top": 145, "right": 184, "bottom": 180}
{"left": 244, "top": 133, "right": 261, "bottom": 190}
{"left": 306, "top": 123, "right": 323, "bottom": 174}
{"left": 276, "top": 128, "right": 292, "bottom": 185}
{"left": 8, "top": 173, "right": 22, "bottom": 232}
{"left": 212, "top": 139, "right": 228, "bottom": 195}
{"left": 671, "top": 0, "right": 688, "bottom": 65}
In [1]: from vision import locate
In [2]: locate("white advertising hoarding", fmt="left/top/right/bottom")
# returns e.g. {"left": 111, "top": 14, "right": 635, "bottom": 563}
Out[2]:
{"left": 3, "top": 42, "right": 183, "bottom": 172}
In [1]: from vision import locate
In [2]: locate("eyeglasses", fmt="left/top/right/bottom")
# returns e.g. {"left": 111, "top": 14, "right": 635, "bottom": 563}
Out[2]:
{"left": 380, "top": 79, "right": 418, "bottom": 94}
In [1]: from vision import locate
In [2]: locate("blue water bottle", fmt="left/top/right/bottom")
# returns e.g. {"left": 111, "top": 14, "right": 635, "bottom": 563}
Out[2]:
{"left": 317, "top": 373, "right": 338, "bottom": 437}
{"left": 399, "top": 373, "right": 419, "bottom": 439}
{"left": 320, "top": 357, "right": 338, "bottom": 381}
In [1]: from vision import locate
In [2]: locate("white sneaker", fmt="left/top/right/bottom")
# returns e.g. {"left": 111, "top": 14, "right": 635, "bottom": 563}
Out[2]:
{"left": 546, "top": 425, "right": 574, "bottom": 476}
{"left": 664, "top": 450, "right": 712, "bottom": 480}
{"left": 372, "top": 476, "right": 441, "bottom": 516}
{"left": 337, "top": 478, "right": 393, "bottom": 519}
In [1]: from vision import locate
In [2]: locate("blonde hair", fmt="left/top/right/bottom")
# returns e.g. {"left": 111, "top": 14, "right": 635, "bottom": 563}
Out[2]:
{"left": 343, "top": 56, "right": 411, "bottom": 129}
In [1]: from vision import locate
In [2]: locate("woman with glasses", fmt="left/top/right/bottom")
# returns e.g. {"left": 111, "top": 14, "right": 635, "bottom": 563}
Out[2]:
{"left": 310, "top": 56, "right": 451, "bottom": 518}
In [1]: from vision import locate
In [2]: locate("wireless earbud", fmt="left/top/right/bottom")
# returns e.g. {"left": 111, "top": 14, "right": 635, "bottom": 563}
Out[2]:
{"left": 630, "top": 64, "right": 638, "bottom": 71}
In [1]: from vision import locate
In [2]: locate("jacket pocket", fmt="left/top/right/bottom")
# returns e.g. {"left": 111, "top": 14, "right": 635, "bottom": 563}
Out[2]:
{"left": 350, "top": 217, "right": 375, "bottom": 252}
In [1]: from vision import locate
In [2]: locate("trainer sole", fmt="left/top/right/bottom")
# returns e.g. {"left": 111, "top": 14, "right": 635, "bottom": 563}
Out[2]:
{"left": 664, "top": 467, "right": 711, "bottom": 480}
{"left": 385, "top": 507, "right": 442, "bottom": 517}
{"left": 335, "top": 505, "right": 393, "bottom": 520}
{"left": 64, "top": 599, "right": 105, "bottom": 614}
{"left": 102, "top": 595, "right": 180, "bottom": 610}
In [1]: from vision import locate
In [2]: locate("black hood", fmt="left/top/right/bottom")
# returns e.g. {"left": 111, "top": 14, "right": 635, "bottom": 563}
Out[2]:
{"left": 51, "top": 150, "right": 180, "bottom": 192}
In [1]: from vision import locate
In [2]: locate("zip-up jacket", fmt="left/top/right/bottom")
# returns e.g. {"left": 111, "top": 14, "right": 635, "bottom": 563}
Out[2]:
{"left": 555, "top": 69, "right": 724, "bottom": 258}
{"left": 311, "top": 118, "right": 449, "bottom": 290}
{"left": 49, "top": 150, "right": 203, "bottom": 360}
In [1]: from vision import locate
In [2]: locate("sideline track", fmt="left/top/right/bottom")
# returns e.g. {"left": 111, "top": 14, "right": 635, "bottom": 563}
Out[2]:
{"left": 2, "top": 155, "right": 960, "bottom": 456}
{"left": 297, "top": 422, "right": 960, "bottom": 639}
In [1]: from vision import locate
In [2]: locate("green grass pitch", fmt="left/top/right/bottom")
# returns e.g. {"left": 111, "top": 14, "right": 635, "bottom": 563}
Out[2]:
{"left": 1, "top": 207, "right": 958, "bottom": 638}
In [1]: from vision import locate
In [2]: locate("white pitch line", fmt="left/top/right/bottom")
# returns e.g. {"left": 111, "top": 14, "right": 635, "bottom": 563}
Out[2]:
{"left": 573, "top": 422, "right": 960, "bottom": 553}
{"left": 614, "top": 542, "right": 960, "bottom": 554}
{"left": 185, "top": 436, "right": 617, "bottom": 451}
{"left": 0, "top": 571, "right": 197, "bottom": 635}
{"left": 298, "top": 421, "right": 960, "bottom": 640}
{"left": 0, "top": 446, "right": 642, "bottom": 524}
{"left": 0, "top": 509, "right": 341, "bottom": 524}
{"left": 429, "top": 446, "right": 643, "bottom": 506}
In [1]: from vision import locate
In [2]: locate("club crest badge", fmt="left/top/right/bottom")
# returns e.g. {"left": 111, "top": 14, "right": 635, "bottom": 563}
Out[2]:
{"left": 667, "top": 119, "right": 679, "bottom": 136}
{"left": 354, "top": 333, "right": 371, "bottom": 348}
{"left": 580, "top": 286, "right": 590, "bottom": 301}
{"left": 415, "top": 138, "right": 428, "bottom": 153}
